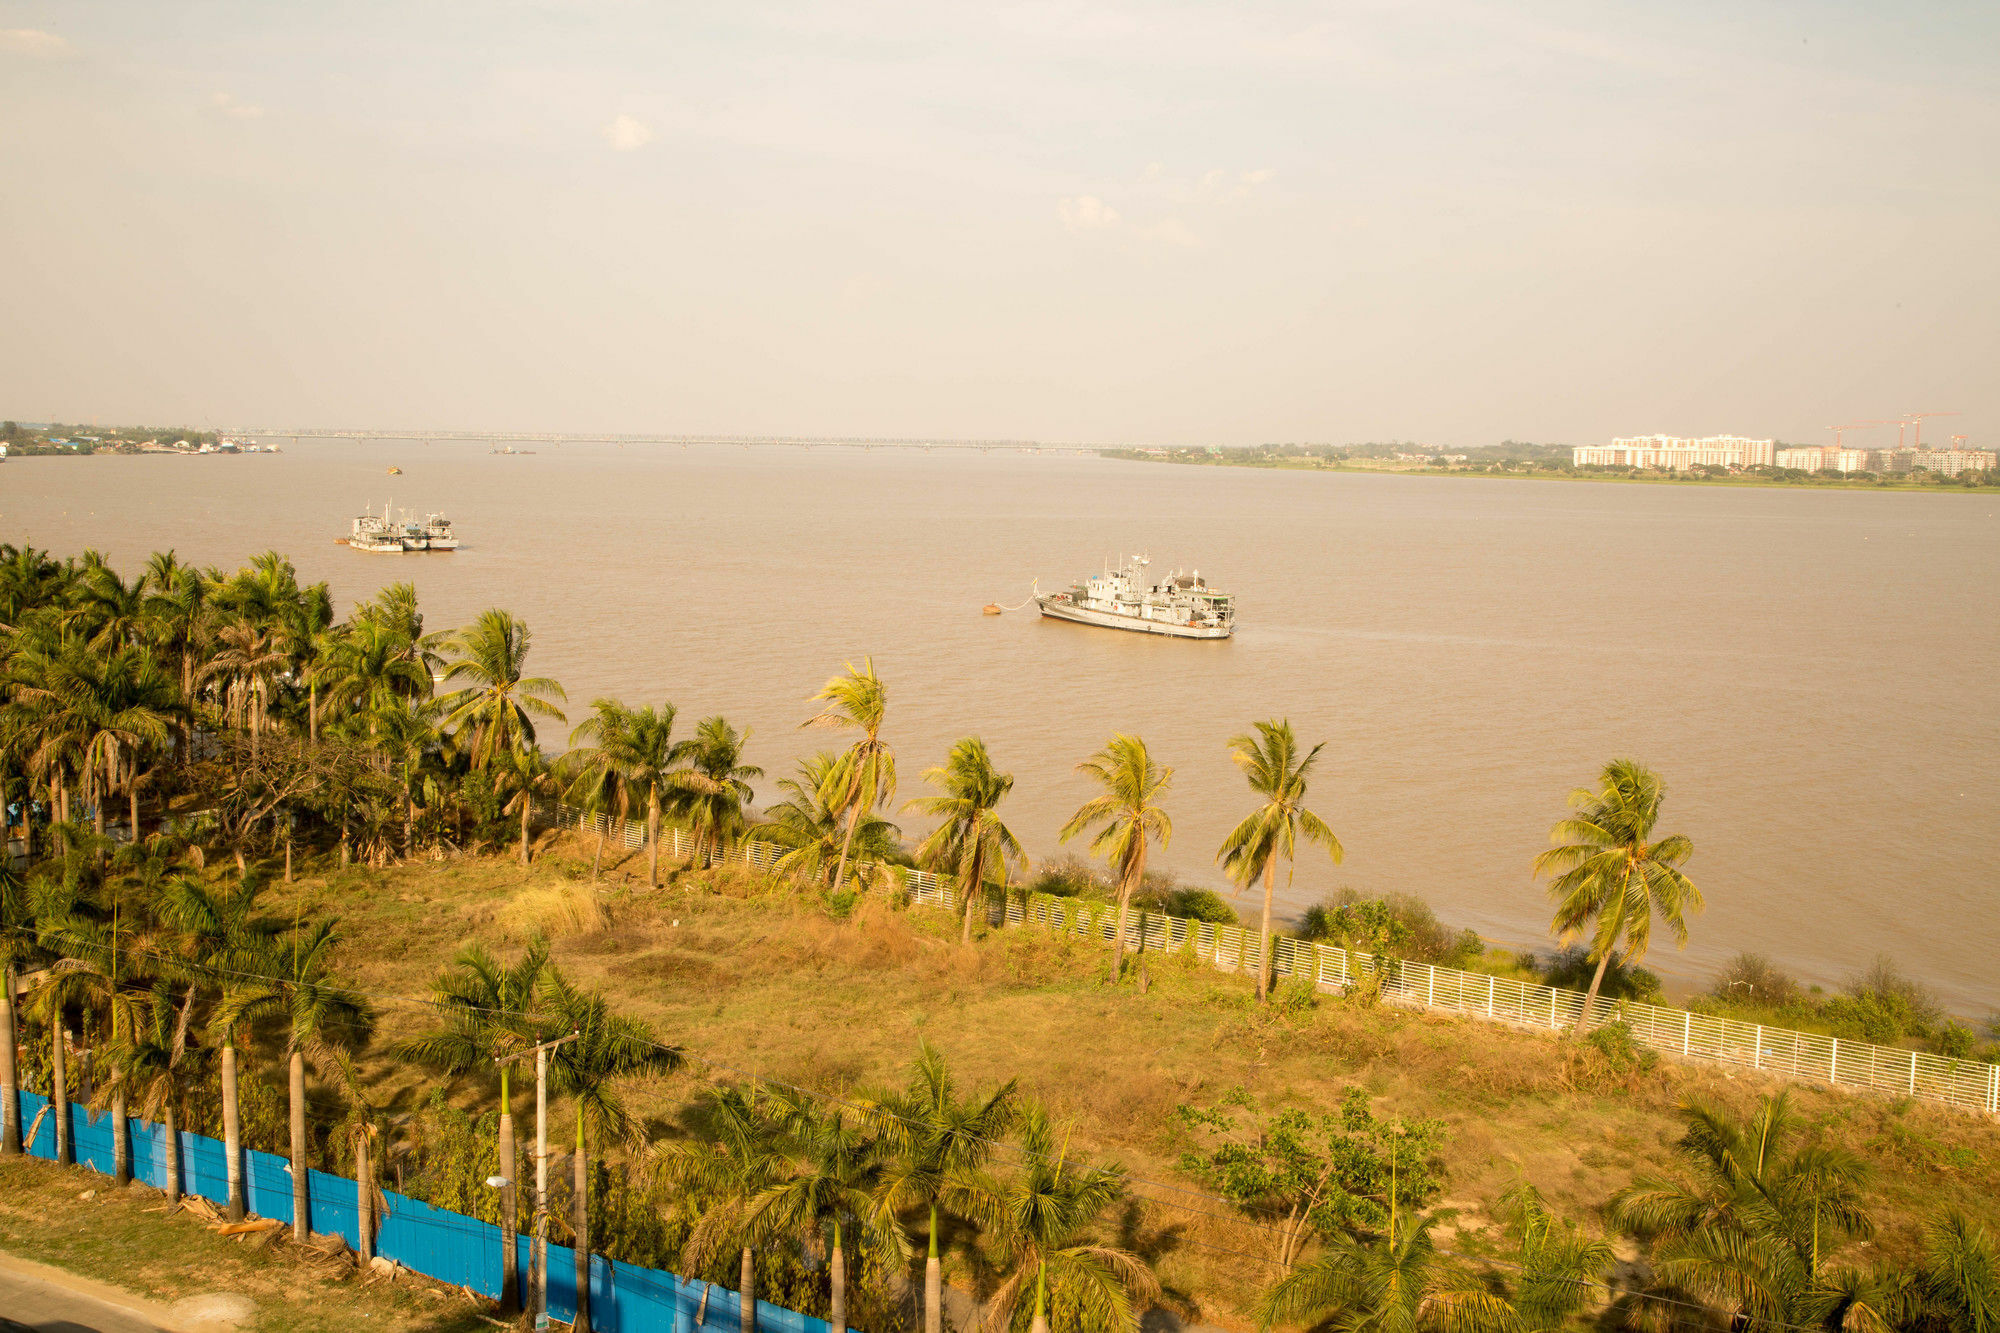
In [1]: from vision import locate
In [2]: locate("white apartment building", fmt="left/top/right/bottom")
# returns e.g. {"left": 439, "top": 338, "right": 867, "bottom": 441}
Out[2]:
{"left": 1573, "top": 435, "right": 1776, "bottom": 471}
{"left": 1776, "top": 446, "right": 1872, "bottom": 473}
{"left": 1912, "top": 448, "right": 1996, "bottom": 477}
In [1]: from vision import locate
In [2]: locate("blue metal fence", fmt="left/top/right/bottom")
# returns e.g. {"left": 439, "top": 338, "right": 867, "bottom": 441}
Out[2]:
{"left": 14, "top": 1090, "right": 839, "bottom": 1333}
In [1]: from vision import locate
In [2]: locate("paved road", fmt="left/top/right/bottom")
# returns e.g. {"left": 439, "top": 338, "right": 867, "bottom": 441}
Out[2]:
{"left": 0, "top": 1264, "right": 167, "bottom": 1333}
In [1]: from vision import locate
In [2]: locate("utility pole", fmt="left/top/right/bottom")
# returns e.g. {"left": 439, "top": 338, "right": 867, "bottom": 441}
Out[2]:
{"left": 499, "top": 1032, "right": 577, "bottom": 1332}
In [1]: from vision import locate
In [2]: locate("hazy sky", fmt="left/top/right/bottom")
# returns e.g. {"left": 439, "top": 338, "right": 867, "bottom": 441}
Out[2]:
{"left": 3, "top": 2, "right": 1995, "bottom": 447}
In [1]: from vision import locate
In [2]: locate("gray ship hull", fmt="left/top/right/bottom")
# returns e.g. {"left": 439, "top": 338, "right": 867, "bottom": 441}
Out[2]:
{"left": 1035, "top": 595, "right": 1232, "bottom": 639}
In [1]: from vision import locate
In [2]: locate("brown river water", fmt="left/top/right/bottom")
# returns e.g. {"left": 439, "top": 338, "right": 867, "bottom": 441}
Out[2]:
{"left": 6, "top": 442, "right": 1996, "bottom": 1010}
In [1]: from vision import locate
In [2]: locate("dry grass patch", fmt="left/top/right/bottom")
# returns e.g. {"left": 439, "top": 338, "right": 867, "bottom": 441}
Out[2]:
{"left": 248, "top": 848, "right": 2000, "bottom": 1325}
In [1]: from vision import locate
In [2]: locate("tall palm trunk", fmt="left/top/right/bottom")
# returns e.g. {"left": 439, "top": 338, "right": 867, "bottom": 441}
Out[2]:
{"left": 646, "top": 788, "right": 661, "bottom": 887}
{"left": 163, "top": 1098, "right": 182, "bottom": 1208}
{"left": 52, "top": 1024, "right": 72, "bottom": 1164}
{"left": 573, "top": 1120, "right": 592, "bottom": 1333}
{"left": 1570, "top": 888, "right": 1631, "bottom": 1037}
{"left": 128, "top": 785, "right": 141, "bottom": 847}
{"left": 832, "top": 802, "right": 861, "bottom": 893}
{"left": 960, "top": 844, "right": 985, "bottom": 945}
{"left": 1572, "top": 947, "right": 1618, "bottom": 1037}
{"left": 0, "top": 964, "right": 18, "bottom": 1156}
{"left": 356, "top": 1131, "right": 374, "bottom": 1265}
{"left": 1256, "top": 857, "right": 1276, "bottom": 1004}
{"left": 111, "top": 1076, "right": 130, "bottom": 1186}
{"left": 289, "top": 1050, "right": 309, "bottom": 1239}
{"left": 829, "top": 1222, "right": 847, "bottom": 1333}
{"left": 1109, "top": 854, "right": 1142, "bottom": 983}
{"left": 222, "top": 1035, "right": 245, "bottom": 1220}
{"left": 520, "top": 795, "right": 532, "bottom": 868}
{"left": 1030, "top": 1261, "right": 1049, "bottom": 1333}
{"left": 924, "top": 1203, "right": 942, "bottom": 1333}
{"left": 740, "top": 1245, "right": 757, "bottom": 1333}
{"left": 497, "top": 1069, "right": 519, "bottom": 1317}
{"left": 591, "top": 828, "right": 605, "bottom": 880}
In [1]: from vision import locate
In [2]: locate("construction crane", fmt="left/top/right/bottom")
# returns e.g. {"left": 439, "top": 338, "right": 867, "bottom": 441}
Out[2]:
{"left": 1827, "top": 419, "right": 1899, "bottom": 448}
{"left": 1902, "top": 411, "right": 1960, "bottom": 449}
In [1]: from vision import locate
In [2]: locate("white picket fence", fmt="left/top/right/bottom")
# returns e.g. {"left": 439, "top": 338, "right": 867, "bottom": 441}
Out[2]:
{"left": 548, "top": 803, "right": 2000, "bottom": 1118}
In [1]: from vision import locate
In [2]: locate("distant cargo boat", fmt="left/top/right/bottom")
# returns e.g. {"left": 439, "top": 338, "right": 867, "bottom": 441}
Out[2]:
{"left": 1036, "top": 555, "right": 1234, "bottom": 639}
{"left": 338, "top": 503, "right": 459, "bottom": 552}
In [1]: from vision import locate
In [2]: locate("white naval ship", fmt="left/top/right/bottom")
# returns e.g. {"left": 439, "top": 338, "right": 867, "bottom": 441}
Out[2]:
{"left": 1035, "top": 555, "right": 1234, "bottom": 639}
{"left": 340, "top": 504, "right": 460, "bottom": 552}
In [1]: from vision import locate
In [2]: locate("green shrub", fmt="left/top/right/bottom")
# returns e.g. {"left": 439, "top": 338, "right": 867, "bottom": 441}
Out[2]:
{"left": 1711, "top": 952, "right": 1801, "bottom": 1005}
{"left": 1153, "top": 886, "right": 1239, "bottom": 924}
{"left": 1297, "top": 889, "right": 1483, "bottom": 967}
{"left": 1528, "top": 944, "right": 1662, "bottom": 1002}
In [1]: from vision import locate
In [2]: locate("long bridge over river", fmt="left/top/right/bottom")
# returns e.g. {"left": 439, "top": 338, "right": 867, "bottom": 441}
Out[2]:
{"left": 227, "top": 428, "right": 1108, "bottom": 453}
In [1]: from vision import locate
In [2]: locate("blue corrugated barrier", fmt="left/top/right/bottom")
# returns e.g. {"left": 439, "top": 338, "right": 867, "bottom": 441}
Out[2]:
{"left": 13, "top": 1090, "right": 846, "bottom": 1332}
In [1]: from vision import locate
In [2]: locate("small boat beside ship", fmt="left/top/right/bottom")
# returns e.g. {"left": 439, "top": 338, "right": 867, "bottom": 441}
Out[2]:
{"left": 338, "top": 503, "right": 460, "bottom": 552}
{"left": 1035, "top": 555, "right": 1234, "bottom": 639}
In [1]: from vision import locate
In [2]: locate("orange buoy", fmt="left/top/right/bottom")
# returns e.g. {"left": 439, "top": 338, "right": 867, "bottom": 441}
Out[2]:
{"left": 982, "top": 604, "right": 1004, "bottom": 615}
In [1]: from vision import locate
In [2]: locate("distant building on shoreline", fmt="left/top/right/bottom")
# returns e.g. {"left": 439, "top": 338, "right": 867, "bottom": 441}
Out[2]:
{"left": 1573, "top": 435, "right": 1776, "bottom": 471}
{"left": 1776, "top": 446, "right": 1872, "bottom": 473}
{"left": 1912, "top": 447, "right": 1996, "bottom": 477}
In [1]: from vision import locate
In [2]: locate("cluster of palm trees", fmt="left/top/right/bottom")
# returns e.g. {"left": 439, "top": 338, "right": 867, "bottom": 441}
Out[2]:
{"left": 4, "top": 543, "right": 1691, "bottom": 1029}
{"left": 645, "top": 1043, "right": 1155, "bottom": 1333}
{"left": 754, "top": 659, "right": 1346, "bottom": 1004}
{"left": 401, "top": 942, "right": 1157, "bottom": 1333}
{"left": 1257, "top": 1090, "right": 1997, "bottom": 1333}
{"left": 0, "top": 837, "right": 677, "bottom": 1333}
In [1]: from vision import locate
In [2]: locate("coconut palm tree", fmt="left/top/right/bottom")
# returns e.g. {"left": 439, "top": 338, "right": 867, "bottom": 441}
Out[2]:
{"left": 1611, "top": 1091, "right": 1875, "bottom": 1329}
{"left": 499, "top": 746, "right": 559, "bottom": 868}
{"left": 439, "top": 609, "right": 567, "bottom": 772}
{"left": 671, "top": 716, "right": 763, "bottom": 869}
{"left": 156, "top": 870, "right": 279, "bottom": 1220}
{"left": 351, "top": 581, "right": 444, "bottom": 677}
{"left": 0, "top": 543, "right": 67, "bottom": 631}
{"left": 745, "top": 1089, "right": 903, "bottom": 1333}
{"left": 1217, "top": 720, "right": 1341, "bottom": 1004}
{"left": 199, "top": 620, "right": 289, "bottom": 761}
{"left": 1060, "top": 735, "right": 1172, "bottom": 984}
{"left": 369, "top": 696, "right": 445, "bottom": 855}
{"left": 871, "top": 1041, "right": 1019, "bottom": 1333}
{"left": 567, "top": 699, "right": 690, "bottom": 887}
{"left": 747, "top": 754, "right": 903, "bottom": 892}
{"left": 32, "top": 862, "right": 150, "bottom": 1187}
{"left": 1536, "top": 759, "right": 1701, "bottom": 1034}
{"left": 140, "top": 551, "right": 209, "bottom": 692}
{"left": 539, "top": 968, "right": 682, "bottom": 1333}
{"left": 74, "top": 552, "right": 150, "bottom": 652}
{"left": 803, "top": 660, "right": 894, "bottom": 893}
{"left": 0, "top": 859, "right": 28, "bottom": 1156}
{"left": 317, "top": 618, "right": 433, "bottom": 737}
{"left": 905, "top": 738, "right": 1024, "bottom": 945}
{"left": 562, "top": 739, "right": 628, "bottom": 881}
{"left": 277, "top": 579, "right": 334, "bottom": 743}
{"left": 221, "top": 918, "right": 374, "bottom": 1242}
{"left": 396, "top": 937, "right": 552, "bottom": 1316}
{"left": 659, "top": 1085, "right": 793, "bottom": 1333}
{"left": 101, "top": 978, "right": 212, "bottom": 1208}
{"left": 978, "top": 1103, "right": 1158, "bottom": 1333}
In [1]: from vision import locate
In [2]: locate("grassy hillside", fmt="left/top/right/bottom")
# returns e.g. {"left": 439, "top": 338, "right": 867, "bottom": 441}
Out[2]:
{"left": 286, "top": 833, "right": 2000, "bottom": 1326}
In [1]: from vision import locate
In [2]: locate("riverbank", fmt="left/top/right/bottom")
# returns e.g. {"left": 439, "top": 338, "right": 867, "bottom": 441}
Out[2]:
{"left": 1100, "top": 450, "right": 2000, "bottom": 493}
